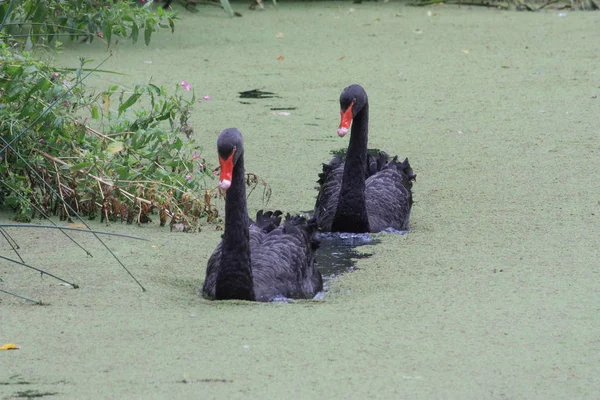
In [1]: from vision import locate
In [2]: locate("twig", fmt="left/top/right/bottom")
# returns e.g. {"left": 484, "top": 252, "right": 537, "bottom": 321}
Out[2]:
{"left": 53, "top": 161, "right": 72, "bottom": 221}
{"left": 80, "top": 123, "right": 115, "bottom": 142}
{"left": 536, "top": 0, "right": 559, "bottom": 9}
{"left": 1, "top": 138, "right": 146, "bottom": 292}
{"left": 410, "top": 0, "right": 445, "bottom": 5}
{"left": 0, "top": 224, "right": 148, "bottom": 241}
{"left": 0, "top": 288, "right": 42, "bottom": 305}
{"left": 0, "top": 255, "right": 79, "bottom": 288}
{"left": 35, "top": 149, "right": 152, "bottom": 205}
{"left": 0, "top": 180, "right": 94, "bottom": 258}
{"left": 0, "top": 227, "right": 24, "bottom": 263}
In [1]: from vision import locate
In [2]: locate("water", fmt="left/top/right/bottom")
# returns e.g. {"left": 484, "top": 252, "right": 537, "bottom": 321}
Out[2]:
{"left": 316, "top": 232, "right": 379, "bottom": 279}
{"left": 271, "top": 232, "right": 379, "bottom": 302}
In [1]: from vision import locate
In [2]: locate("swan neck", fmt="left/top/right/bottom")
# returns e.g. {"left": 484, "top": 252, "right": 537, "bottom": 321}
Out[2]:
{"left": 333, "top": 102, "right": 370, "bottom": 232}
{"left": 217, "top": 154, "right": 255, "bottom": 300}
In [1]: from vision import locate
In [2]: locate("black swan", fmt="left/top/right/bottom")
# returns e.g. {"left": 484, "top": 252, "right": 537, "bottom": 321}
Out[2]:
{"left": 202, "top": 128, "right": 323, "bottom": 301}
{"left": 314, "top": 84, "right": 416, "bottom": 233}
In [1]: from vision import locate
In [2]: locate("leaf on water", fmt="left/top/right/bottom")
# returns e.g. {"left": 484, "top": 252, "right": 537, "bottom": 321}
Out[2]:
{"left": 462, "top": 49, "right": 470, "bottom": 54}
{"left": 0, "top": 344, "right": 20, "bottom": 350}
{"left": 106, "top": 141, "right": 125, "bottom": 154}
{"left": 275, "top": 32, "right": 284, "bottom": 38}
{"left": 338, "top": 56, "right": 345, "bottom": 61}
{"left": 277, "top": 55, "right": 285, "bottom": 61}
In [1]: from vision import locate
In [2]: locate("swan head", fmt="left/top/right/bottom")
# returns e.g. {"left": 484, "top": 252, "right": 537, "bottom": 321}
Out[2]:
{"left": 217, "top": 128, "right": 244, "bottom": 191}
{"left": 338, "top": 84, "right": 368, "bottom": 137}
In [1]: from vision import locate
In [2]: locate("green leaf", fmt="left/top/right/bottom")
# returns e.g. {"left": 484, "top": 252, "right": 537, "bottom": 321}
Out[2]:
{"left": 6, "top": 65, "right": 24, "bottom": 76}
{"left": 118, "top": 92, "right": 141, "bottom": 114}
{"left": 91, "top": 105, "right": 100, "bottom": 120}
{"left": 70, "top": 162, "right": 94, "bottom": 171}
{"left": 144, "top": 25, "right": 152, "bottom": 46}
{"left": 25, "top": 36, "right": 33, "bottom": 51}
{"left": 103, "top": 23, "right": 112, "bottom": 48}
{"left": 131, "top": 22, "right": 139, "bottom": 43}
{"left": 106, "top": 141, "right": 125, "bottom": 154}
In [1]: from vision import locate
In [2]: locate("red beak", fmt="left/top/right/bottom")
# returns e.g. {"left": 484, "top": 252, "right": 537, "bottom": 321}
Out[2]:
{"left": 337, "top": 100, "right": 355, "bottom": 137}
{"left": 218, "top": 147, "right": 236, "bottom": 190}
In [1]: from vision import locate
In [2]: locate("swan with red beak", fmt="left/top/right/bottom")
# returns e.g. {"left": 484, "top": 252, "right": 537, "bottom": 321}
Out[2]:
{"left": 218, "top": 147, "right": 236, "bottom": 190}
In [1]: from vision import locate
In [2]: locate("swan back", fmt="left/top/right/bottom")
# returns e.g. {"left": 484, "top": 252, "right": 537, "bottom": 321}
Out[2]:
{"left": 250, "top": 214, "right": 322, "bottom": 301}
{"left": 202, "top": 211, "right": 323, "bottom": 302}
{"left": 365, "top": 154, "right": 416, "bottom": 232}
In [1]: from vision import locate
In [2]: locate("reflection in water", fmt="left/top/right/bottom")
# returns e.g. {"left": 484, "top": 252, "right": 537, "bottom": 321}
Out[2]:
{"left": 316, "top": 232, "right": 378, "bottom": 278}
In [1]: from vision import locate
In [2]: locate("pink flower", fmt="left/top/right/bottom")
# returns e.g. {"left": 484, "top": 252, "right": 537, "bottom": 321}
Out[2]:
{"left": 51, "top": 72, "right": 60, "bottom": 80}
{"left": 198, "top": 163, "right": 204, "bottom": 170}
{"left": 192, "top": 153, "right": 199, "bottom": 159}
{"left": 181, "top": 81, "right": 191, "bottom": 92}
{"left": 203, "top": 95, "right": 211, "bottom": 101}
{"left": 185, "top": 175, "right": 192, "bottom": 181}
{"left": 63, "top": 101, "right": 70, "bottom": 106}
{"left": 39, "top": 138, "right": 44, "bottom": 143}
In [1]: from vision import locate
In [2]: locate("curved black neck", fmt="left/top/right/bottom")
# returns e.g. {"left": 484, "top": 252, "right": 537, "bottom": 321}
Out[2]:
{"left": 332, "top": 102, "right": 370, "bottom": 233}
{"left": 216, "top": 154, "right": 255, "bottom": 300}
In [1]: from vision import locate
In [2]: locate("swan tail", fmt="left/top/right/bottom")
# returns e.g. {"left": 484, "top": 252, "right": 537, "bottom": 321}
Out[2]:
{"left": 388, "top": 156, "right": 416, "bottom": 208}
{"left": 255, "top": 210, "right": 283, "bottom": 233}
{"left": 283, "top": 214, "right": 321, "bottom": 252}
{"left": 370, "top": 153, "right": 416, "bottom": 208}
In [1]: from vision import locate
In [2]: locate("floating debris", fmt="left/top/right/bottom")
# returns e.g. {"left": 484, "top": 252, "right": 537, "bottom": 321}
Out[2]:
{"left": 238, "top": 89, "right": 278, "bottom": 99}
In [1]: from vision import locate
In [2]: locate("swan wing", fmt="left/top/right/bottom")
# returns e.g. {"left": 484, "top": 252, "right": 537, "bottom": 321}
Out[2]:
{"left": 251, "top": 215, "right": 322, "bottom": 301}
{"left": 314, "top": 157, "right": 345, "bottom": 231}
{"left": 201, "top": 242, "right": 222, "bottom": 300}
{"left": 365, "top": 155, "right": 416, "bottom": 232}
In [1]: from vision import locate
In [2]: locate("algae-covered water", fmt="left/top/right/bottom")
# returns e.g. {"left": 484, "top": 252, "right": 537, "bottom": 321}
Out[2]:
{"left": 1, "top": 2, "right": 599, "bottom": 398}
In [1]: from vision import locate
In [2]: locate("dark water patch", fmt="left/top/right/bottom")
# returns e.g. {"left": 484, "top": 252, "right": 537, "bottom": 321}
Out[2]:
{"left": 12, "top": 390, "right": 58, "bottom": 398}
{"left": 270, "top": 107, "right": 297, "bottom": 111}
{"left": 239, "top": 89, "right": 278, "bottom": 99}
{"left": 267, "top": 233, "right": 378, "bottom": 302}
{"left": 316, "top": 232, "right": 379, "bottom": 278}
{"left": 177, "top": 378, "right": 232, "bottom": 384}
{"left": 330, "top": 147, "right": 383, "bottom": 158}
